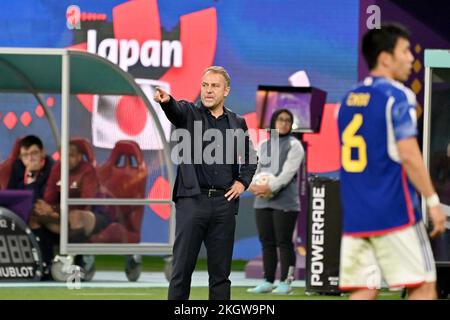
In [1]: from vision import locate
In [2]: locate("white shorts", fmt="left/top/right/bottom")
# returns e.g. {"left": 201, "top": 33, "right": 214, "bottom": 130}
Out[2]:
{"left": 339, "top": 222, "right": 436, "bottom": 290}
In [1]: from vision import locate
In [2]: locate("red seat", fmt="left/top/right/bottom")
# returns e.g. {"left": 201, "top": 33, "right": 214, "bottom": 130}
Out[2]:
{"left": 0, "top": 138, "right": 22, "bottom": 190}
{"left": 90, "top": 140, "right": 148, "bottom": 243}
{"left": 70, "top": 137, "right": 96, "bottom": 166}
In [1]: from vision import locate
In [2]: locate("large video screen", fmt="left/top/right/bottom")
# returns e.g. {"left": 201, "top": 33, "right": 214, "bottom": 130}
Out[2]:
{"left": 256, "top": 86, "right": 325, "bottom": 133}
{"left": 257, "top": 88, "right": 312, "bottom": 131}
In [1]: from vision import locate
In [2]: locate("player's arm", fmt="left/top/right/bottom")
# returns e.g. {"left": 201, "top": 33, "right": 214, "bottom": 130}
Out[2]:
{"left": 397, "top": 138, "right": 446, "bottom": 238}
{"left": 34, "top": 199, "right": 60, "bottom": 220}
{"left": 392, "top": 91, "right": 446, "bottom": 238}
{"left": 153, "top": 87, "right": 187, "bottom": 127}
{"left": 397, "top": 138, "right": 435, "bottom": 197}
{"left": 35, "top": 164, "right": 60, "bottom": 218}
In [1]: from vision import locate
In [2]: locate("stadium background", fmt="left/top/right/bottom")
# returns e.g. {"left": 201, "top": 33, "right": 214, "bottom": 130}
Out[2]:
{"left": 0, "top": 0, "right": 447, "bottom": 260}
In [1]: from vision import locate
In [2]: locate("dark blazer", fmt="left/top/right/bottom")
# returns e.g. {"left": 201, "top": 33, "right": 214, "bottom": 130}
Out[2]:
{"left": 7, "top": 155, "right": 55, "bottom": 202}
{"left": 160, "top": 97, "right": 257, "bottom": 203}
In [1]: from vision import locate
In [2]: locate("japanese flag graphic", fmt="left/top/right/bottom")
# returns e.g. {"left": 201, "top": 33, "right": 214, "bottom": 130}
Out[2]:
{"left": 92, "top": 78, "right": 172, "bottom": 150}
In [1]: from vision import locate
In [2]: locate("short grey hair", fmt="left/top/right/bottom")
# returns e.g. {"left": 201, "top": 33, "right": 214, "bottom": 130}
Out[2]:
{"left": 203, "top": 66, "right": 231, "bottom": 87}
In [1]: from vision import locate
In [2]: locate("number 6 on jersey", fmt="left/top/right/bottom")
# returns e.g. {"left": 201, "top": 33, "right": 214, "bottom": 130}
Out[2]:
{"left": 341, "top": 114, "right": 367, "bottom": 172}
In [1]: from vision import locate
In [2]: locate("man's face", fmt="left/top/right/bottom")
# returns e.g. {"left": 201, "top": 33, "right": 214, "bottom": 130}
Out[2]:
{"left": 19, "top": 145, "right": 44, "bottom": 171}
{"left": 389, "top": 37, "right": 414, "bottom": 82}
{"left": 68, "top": 145, "right": 82, "bottom": 170}
{"left": 200, "top": 71, "right": 230, "bottom": 109}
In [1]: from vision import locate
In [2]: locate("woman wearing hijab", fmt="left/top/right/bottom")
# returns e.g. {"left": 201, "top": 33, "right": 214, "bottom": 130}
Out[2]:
{"left": 248, "top": 109, "right": 304, "bottom": 294}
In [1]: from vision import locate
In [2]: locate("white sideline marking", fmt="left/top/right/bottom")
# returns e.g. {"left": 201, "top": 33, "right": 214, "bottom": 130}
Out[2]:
{"left": 0, "top": 271, "right": 304, "bottom": 289}
{"left": 75, "top": 293, "right": 150, "bottom": 296}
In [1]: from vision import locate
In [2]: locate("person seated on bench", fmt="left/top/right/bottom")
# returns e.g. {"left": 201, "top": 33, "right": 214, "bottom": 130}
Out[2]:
{"left": 33, "top": 142, "right": 112, "bottom": 242}
{"left": 7, "top": 135, "right": 55, "bottom": 279}
{"left": 33, "top": 142, "right": 112, "bottom": 277}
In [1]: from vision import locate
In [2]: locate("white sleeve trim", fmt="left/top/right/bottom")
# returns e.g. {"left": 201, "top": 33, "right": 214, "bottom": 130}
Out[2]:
{"left": 390, "top": 80, "right": 417, "bottom": 106}
{"left": 385, "top": 96, "right": 401, "bottom": 163}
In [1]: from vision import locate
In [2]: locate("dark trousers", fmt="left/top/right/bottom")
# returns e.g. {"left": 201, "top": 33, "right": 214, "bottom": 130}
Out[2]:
{"left": 168, "top": 194, "right": 236, "bottom": 300}
{"left": 255, "top": 208, "right": 299, "bottom": 283}
{"left": 31, "top": 227, "right": 59, "bottom": 280}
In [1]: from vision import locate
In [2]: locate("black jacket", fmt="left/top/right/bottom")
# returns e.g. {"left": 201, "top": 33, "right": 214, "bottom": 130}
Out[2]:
{"left": 160, "top": 97, "right": 257, "bottom": 202}
{"left": 7, "top": 155, "right": 55, "bottom": 202}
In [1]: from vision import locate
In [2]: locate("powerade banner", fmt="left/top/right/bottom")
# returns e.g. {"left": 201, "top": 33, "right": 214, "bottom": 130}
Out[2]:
{"left": 306, "top": 177, "right": 342, "bottom": 293}
{"left": 0, "top": 0, "right": 359, "bottom": 258}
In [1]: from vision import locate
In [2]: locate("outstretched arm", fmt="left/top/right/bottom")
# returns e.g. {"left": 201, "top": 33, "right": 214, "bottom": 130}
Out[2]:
{"left": 154, "top": 87, "right": 188, "bottom": 127}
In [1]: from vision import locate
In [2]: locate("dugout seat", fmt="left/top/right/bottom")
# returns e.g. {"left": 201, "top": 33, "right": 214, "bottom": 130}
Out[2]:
{"left": 0, "top": 138, "right": 22, "bottom": 189}
{"left": 90, "top": 140, "right": 147, "bottom": 243}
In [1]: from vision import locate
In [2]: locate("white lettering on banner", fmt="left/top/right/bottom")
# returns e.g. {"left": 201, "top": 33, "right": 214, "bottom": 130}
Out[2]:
{"left": 87, "top": 30, "right": 183, "bottom": 71}
{"left": 0, "top": 266, "right": 34, "bottom": 278}
{"left": 311, "top": 186, "right": 325, "bottom": 286}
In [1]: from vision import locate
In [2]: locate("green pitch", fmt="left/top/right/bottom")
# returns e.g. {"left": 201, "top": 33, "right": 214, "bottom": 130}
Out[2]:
{"left": 0, "top": 257, "right": 404, "bottom": 300}
{"left": 0, "top": 287, "right": 402, "bottom": 300}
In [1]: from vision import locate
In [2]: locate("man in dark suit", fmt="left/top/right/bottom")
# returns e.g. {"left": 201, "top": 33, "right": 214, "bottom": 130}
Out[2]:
{"left": 154, "top": 66, "right": 257, "bottom": 300}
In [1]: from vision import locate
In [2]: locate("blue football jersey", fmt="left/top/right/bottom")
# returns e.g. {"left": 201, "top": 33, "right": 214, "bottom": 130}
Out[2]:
{"left": 338, "top": 76, "right": 422, "bottom": 236}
